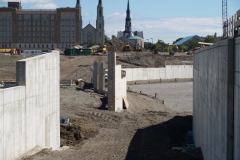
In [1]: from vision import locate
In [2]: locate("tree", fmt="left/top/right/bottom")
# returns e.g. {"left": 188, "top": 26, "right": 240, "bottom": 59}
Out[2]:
{"left": 173, "top": 38, "right": 183, "bottom": 44}
{"left": 105, "top": 35, "right": 110, "bottom": 43}
{"left": 204, "top": 35, "right": 217, "bottom": 43}
{"left": 112, "top": 35, "right": 116, "bottom": 39}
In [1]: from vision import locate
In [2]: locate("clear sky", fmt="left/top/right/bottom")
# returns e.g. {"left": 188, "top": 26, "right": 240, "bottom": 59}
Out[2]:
{"left": 0, "top": 0, "right": 239, "bottom": 43}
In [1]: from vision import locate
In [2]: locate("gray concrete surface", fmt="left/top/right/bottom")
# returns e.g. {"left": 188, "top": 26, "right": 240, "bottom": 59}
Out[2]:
{"left": 128, "top": 82, "right": 193, "bottom": 113}
{"left": 193, "top": 39, "right": 234, "bottom": 160}
{"left": 0, "top": 51, "right": 60, "bottom": 160}
{"left": 234, "top": 37, "right": 240, "bottom": 160}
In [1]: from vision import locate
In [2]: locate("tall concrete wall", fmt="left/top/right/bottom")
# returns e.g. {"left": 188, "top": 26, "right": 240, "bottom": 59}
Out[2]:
{"left": 108, "top": 52, "right": 127, "bottom": 112}
{"left": 124, "top": 65, "right": 193, "bottom": 81}
{"left": 0, "top": 51, "right": 60, "bottom": 160}
{"left": 234, "top": 37, "right": 240, "bottom": 160}
{"left": 193, "top": 39, "right": 234, "bottom": 160}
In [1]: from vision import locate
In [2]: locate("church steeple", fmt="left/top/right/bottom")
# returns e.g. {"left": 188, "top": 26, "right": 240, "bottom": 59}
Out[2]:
{"left": 125, "top": 0, "right": 132, "bottom": 34}
{"left": 76, "top": 0, "right": 80, "bottom": 8}
{"left": 98, "top": 0, "right": 102, "bottom": 6}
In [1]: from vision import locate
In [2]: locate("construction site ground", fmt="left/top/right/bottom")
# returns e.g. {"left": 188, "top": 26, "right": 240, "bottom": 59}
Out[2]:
{"left": 0, "top": 52, "right": 201, "bottom": 160}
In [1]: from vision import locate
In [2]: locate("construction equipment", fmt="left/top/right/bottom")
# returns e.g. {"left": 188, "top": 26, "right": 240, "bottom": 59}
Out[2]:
{"left": 168, "top": 45, "right": 178, "bottom": 56}
{"left": 133, "top": 44, "right": 142, "bottom": 51}
{"left": 222, "top": 0, "right": 228, "bottom": 38}
{"left": 93, "top": 45, "right": 108, "bottom": 54}
{"left": 122, "top": 43, "right": 131, "bottom": 52}
{"left": 0, "top": 48, "right": 21, "bottom": 55}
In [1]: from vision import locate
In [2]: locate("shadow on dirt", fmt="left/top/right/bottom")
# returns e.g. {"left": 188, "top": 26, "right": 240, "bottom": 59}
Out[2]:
{"left": 125, "top": 115, "right": 203, "bottom": 160}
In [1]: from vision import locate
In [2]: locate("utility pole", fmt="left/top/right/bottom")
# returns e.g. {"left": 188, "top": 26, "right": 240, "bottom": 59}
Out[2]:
{"left": 222, "top": 0, "right": 228, "bottom": 38}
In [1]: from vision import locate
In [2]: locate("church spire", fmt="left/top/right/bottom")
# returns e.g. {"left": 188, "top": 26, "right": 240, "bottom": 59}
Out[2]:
{"left": 125, "top": 0, "right": 132, "bottom": 34}
{"left": 76, "top": 0, "right": 80, "bottom": 8}
{"left": 98, "top": 0, "right": 102, "bottom": 6}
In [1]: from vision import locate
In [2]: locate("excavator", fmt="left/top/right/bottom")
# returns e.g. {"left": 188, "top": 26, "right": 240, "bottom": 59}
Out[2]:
{"left": 122, "top": 43, "right": 131, "bottom": 52}
{"left": 133, "top": 44, "right": 142, "bottom": 51}
{"left": 93, "top": 45, "right": 108, "bottom": 54}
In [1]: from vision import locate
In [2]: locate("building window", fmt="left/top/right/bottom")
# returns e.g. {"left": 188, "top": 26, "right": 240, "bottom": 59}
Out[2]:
{"left": 29, "top": 44, "right": 31, "bottom": 48}
{"left": 33, "top": 27, "right": 35, "bottom": 31}
{"left": 33, "top": 21, "right": 35, "bottom": 25}
{"left": 28, "top": 38, "right": 31, "bottom": 42}
{"left": 24, "top": 32, "right": 27, "bottom": 36}
{"left": 28, "top": 27, "right": 31, "bottom": 31}
{"left": 37, "top": 21, "right": 40, "bottom": 25}
{"left": 51, "top": 15, "right": 54, "bottom": 20}
{"left": 42, "top": 38, "right": 44, "bottom": 42}
{"left": 51, "top": 38, "right": 54, "bottom": 42}
{"left": 37, "top": 33, "right": 40, "bottom": 36}
{"left": 51, "top": 32, "right": 54, "bottom": 36}
{"left": 87, "top": 32, "right": 92, "bottom": 43}
{"left": 51, "top": 27, "right": 54, "bottom": 31}
{"left": 28, "top": 32, "right": 31, "bottom": 36}
{"left": 46, "top": 27, "right": 49, "bottom": 31}
{"left": 41, "top": 27, "right": 44, "bottom": 31}
{"left": 46, "top": 21, "right": 49, "bottom": 25}
{"left": 51, "top": 21, "right": 54, "bottom": 25}
{"left": 52, "top": 44, "right": 54, "bottom": 48}
{"left": 42, "top": 44, "right": 44, "bottom": 48}
{"left": 19, "top": 44, "right": 21, "bottom": 48}
{"left": 99, "top": 32, "right": 101, "bottom": 38}
{"left": 41, "top": 21, "right": 44, "bottom": 25}
{"left": 41, "top": 32, "right": 44, "bottom": 36}
{"left": 99, "top": 23, "right": 101, "bottom": 29}
{"left": 33, "top": 44, "right": 35, "bottom": 48}
{"left": 33, "top": 33, "right": 35, "bottom": 36}
{"left": 24, "top": 21, "right": 27, "bottom": 25}
{"left": 24, "top": 27, "right": 27, "bottom": 31}
{"left": 46, "top": 32, "right": 49, "bottom": 36}
{"left": 19, "top": 15, "right": 22, "bottom": 19}
{"left": 28, "top": 21, "right": 31, "bottom": 25}
{"left": 37, "top": 38, "right": 40, "bottom": 42}
{"left": 37, "top": 27, "right": 40, "bottom": 31}
{"left": 19, "top": 38, "right": 22, "bottom": 42}
{"left": 38, "top": 44, "right": 40, "bottom": 48}
{"left": 99, "top": 9, "right": 102, "bottom": 17}
{"left": 33, "top": 38, "right": 35, "bottom": 42}
{"left": 19, "top": 21, "right": 22, "bottom": 25}
{"left": 24, "top": 45, "right": 26, "bottom": 48}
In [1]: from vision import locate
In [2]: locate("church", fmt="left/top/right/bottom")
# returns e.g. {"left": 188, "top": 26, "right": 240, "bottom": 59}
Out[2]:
{"left": 117, "top": 0, "right": 144, "bottom": 47}
{"left": 80, "top": 0, "right": 105, "bottom": 46}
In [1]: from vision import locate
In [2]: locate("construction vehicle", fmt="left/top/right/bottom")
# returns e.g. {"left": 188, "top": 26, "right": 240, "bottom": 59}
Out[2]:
{"left": 133, "top": 44, "right": 142, "bottom": 51}
{"left": 0, "top": 48, "right": 21, "bottom": 55}
{"left": 168, "top": 45, "right": 178, "bottom": 56}
{"left": 93, "top": 45, "right": 108, "bottom": 54}
{"left": 122, "top": 43, "right": 131, "bottom": 52}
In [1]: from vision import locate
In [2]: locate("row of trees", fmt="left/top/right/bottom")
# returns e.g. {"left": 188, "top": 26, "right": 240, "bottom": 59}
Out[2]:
{"left": 144, "top": 35, "right": 219, "bottom": 52}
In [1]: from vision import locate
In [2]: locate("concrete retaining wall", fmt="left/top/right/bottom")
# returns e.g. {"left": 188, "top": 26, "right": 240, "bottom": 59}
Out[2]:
{"left": 124, "top": 65, "right": 193, "bottom": 81}
{"left": 0, "top": 51, "right": 60, "bottom": 160}
{"left": 234, "top": 37, "right": 240, "bottom": 160}
{"left": 193, "top": 39, "right": 234, "bottom": 160}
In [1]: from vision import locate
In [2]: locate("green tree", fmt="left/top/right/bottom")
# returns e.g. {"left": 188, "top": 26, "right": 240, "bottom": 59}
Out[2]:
{"left": 105, "top": 35, "right": 110, "bottom": 43}
{"left": 173, "top": 38, "right": 183, "bottom": 44}
{"left": 204, "top": 35, "right": 217, "bottom": 43}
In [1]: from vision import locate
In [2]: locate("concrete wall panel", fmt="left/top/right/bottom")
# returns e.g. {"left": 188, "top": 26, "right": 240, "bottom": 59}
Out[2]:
{"left": 234, "top": 37, "right": 240, "bottom": 160}
{"left": 0, "top": 51, "right": 60, "bottom": 160}
{"left": 125, "top": 65, "right": 192, "bottom": 81}
{"left": 193, "top": 39, "right": 234, "bottom": 160}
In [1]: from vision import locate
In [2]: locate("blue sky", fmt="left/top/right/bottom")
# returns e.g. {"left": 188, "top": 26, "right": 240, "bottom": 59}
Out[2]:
{"left": 0, "top": 0, "right": 239, "bottom": 43}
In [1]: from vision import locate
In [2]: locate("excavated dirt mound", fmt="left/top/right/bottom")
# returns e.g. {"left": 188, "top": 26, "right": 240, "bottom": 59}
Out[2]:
{"left": 106, "top": 37, "right": 125, "bottom": 52}
{"left": 60, "top": 119, "right": 99, "bottom": 149}
{"left": 120, "top": 53, "right": 193, "bottom": 68}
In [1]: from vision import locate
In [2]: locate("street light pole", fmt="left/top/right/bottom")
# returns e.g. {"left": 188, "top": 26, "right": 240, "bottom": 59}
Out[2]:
{"left": 146, "top": 39, "right": 149, "bottom": 49}
{"left": 150, "top": 38, "right": 153, "bottom": 44}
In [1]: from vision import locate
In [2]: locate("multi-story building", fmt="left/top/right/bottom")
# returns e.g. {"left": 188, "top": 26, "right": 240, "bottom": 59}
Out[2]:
{"left": 0, "top": 0, "right": 105, "bottom": 50}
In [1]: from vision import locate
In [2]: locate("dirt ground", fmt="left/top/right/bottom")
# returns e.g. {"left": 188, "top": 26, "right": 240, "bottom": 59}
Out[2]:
{"left": 26, "top": 87, "right": 201, "bottom": 160}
